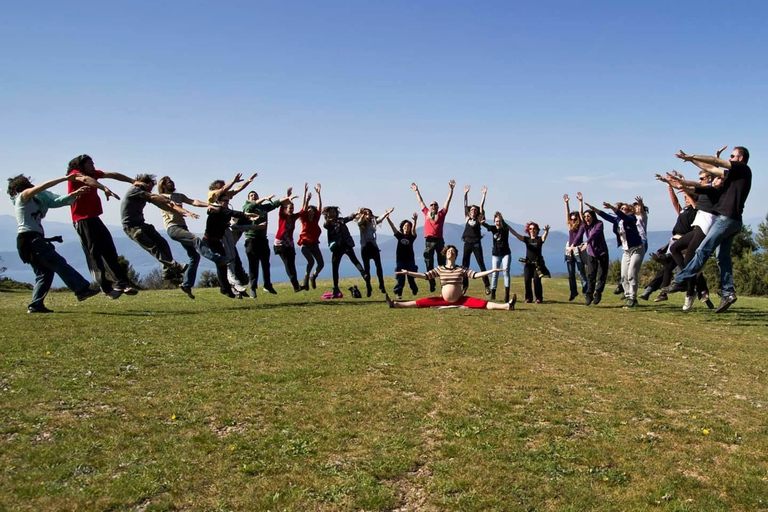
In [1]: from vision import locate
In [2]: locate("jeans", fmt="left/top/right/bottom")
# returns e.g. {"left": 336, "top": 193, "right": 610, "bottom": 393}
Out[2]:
{"left": 27, "top": 237, "right": 91, "bottom": 309}
{"left": 566, "top": 252, "right": 588, "bottom": 296}
{"left": 167, "top": 225, "right": 202, "bottom": 288}
{"left": 674, "top": 215, "right": 742, "bottom": 297}
{"left": 491, "top": 254, "right": 511, "bottom": 290}
{"left": 621, "top": 244, "right": 645, "bottom": 300}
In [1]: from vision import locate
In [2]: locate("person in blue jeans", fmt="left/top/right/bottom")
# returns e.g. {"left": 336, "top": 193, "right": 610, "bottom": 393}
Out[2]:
{"left": 8, "top": 174, "right": 100, "bottom": 313}
{"left": 663, "top": 146, "right": 752, "bottom": 313}
{"left": 563, "top": 193, "right": 588, "bottom": 301}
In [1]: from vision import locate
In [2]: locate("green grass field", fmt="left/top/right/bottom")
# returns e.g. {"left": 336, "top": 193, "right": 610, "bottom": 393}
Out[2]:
{"left": 1, "top": 278, "right": 767, "bottom": 511}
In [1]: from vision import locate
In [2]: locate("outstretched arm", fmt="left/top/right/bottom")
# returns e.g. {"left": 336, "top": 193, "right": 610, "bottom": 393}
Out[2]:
{"left": 541, "top": 224, "right": 551, "bottom": 243}
{"left": 655, "top": 174, "right": 681, "bottom": 214}
{"left": 73, "top": 175, "right": 120, "bottom": 201}
{"left": 301, "top": 183, "right": 309, "bottom": 211}
{"left": 20, "top": 175, "right": 75, "bottom": 203}
{"left": 218, "top": 173, "right": 244, "bottom": 196}
{"left": 443, "top": 180, "right": 456, "bottom": 212}
{"left": 473, "top": 268, "right": 503, "bottom": 279}
{"left": 411, "top": 212, "right": 418, "bottom": 232}
{"left": 676, "top": 150, "right": 729, "bottom": 174}
{"left": 386, "top": 216, "right": 398, "bottom": 234}
{"left": 411, "top": 183, "right": 426, "bottom": 210}
{"left": 314, "top": 183, "right": 322, "bottom": 212}
{"left": 395, "top": 269, "right": 429, "bottom": 280}
{"left": 480, "top": 186, "right": 487, "bottom": 216}
{"left": 463, "top": 185, "right": 470, "bottom": 217}
{"left": 507, "top": 225, "right": 525, "bottom": 242}
{"left": 101, "top": 171, "right": 136, "bottom": 184}
{"left": 229, "top": 173, "right": 258, "bottom": 197}
{"left": 376, "top": 207, "right": 394, "bottom": 224}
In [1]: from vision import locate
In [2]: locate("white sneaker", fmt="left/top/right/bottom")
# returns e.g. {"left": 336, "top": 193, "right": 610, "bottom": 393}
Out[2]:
{"left": 682, "top": 295, "right": 695, "bottom": 311}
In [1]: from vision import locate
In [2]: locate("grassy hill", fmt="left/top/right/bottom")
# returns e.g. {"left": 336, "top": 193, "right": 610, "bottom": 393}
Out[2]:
{"left": 1, "top": 278, "right": 767, "bottom": 510}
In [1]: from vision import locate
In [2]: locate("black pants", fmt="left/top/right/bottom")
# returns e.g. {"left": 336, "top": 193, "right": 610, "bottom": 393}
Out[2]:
{"left": 423, "top": 237, "right": 446, "bottom": 290}
{"left": 586, "top": 252, "right": 609, "bottom": 297}
{"left": 361, "top": 242, "right": 385, "bottom": 291}
{"left": 206, "top": 238, "right": 231, "bottom": 295}
{"left": 523, "top": 263, "right": 543, "bottom": 302}
{"left": 331, "top": 243, "right": 365, "bottom": 294}
{"left": 74, "top": 216, "right": 130, "bottom": 293}
{"left": 461, "top": 242, "right": 490, "bottom": 290}
{"left": 245, "top": 236, "right": 272, "bottom": 291}
{"left": 300, "top": 243, "right": 324, "bottom": 277}
{"left": 274, "top": 245, "right": 300, "bottom": 290}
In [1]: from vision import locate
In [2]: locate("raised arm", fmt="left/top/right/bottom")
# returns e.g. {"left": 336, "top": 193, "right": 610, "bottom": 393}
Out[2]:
{"left": 655, "top": 174, "right": 681, "bottom": 214}
{"left": 676, "top": 150, "right": 729, "bottom": 174}
{"left": 463, "top": 185, "right": 470, "bottom": 218}
{"left": 229, "top": 173, "right": 258, "bottom": 197}
{"left": 480, "top": 186, "right": 487, "bottom": 216}
{"left": 314, "top": 183, "right": 322, "bottom": 212}
{"left": 386, "top": 216, "right": 398, "bottom": 234}
{"left": 577, "top": 192, "right": 584, "bottom": 222}
{"left": 541, "top": 224, "right": 551, "bottom": 243}
{"left": 411, "top": 183, "right": 426, "bottom": 210}
{"left": 376, "top": 207, "right": 394, "bottom": 224}
{"left": 411, "top": 212, "right": 418, "bottom": 232}
{"left": 301, "top": 183, "right": 309, "bottom": 211}
{"left": 101, "top": 172, "right": 136, "bottom": 184}
{"left": 218, "top": 173, "right": 244, "bottom": 196}
{"left": 563, "top": 193, "right": 571, "bottom": 223}
{"left": 507, "top": 225, "right": 525, "bottom": 242}
{"left": 443, "top": 180, "right": 456, "bottom": 212}
{"left": 20, "top": 175, "right": 76, "bottom": 203}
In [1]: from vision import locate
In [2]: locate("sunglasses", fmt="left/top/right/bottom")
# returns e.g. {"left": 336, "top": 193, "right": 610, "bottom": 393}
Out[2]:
{"left": 729, "top": 154, "right": 737, "bottom": 159}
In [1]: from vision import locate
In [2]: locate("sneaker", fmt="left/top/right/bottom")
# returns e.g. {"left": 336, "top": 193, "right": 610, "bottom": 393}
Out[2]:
{"left": 106, "top": 290, "right": 123, "bottom": 299}
{"left": 385, "top": 294, "right": 394, "bottom": 308}
{"left": 28, "top": 305, "right": 54, "bottom": 314}
{"left": 639, "top": 289, "right": 652, "bottom": 301}
{"left": 715, "top": 295, "right": 737, "bottom": 314}
{"left": 593, "top": 291, "right": 602, "bottom": 305}
{"left": 661, "top": 282, "right": 688, "bottom": 294}
{"left": 220, "top": 290, "right": 237, "bottom": 299}
{"left": 249, "top": 289, "right": 257, "bottom": 299}
{"left": 700, "top": 292, "right": 715, "bottom": 309}
{"left": 76, "top": 288, "right": 101, "bottom": 302}
{"left": 114, "top": 286, "right": 139, "bottom": 296}
{"left": 263, "top": 286, "right": 278, "bottom": 295}
{"left": 585, "top": 294, "right": 594, "bottom": 306}
{"left": 613, "top": 284, "right": 624, "bottom": 295}
{"left": 508, "top": 293, "right": 517, "bottom": 311}
{"left": 623, "top": 299, "right": 637, "bottom": 308}
{"left": 310, "top": 274, "right": 317, "bottom": 289}
{"left": 238, "top": 290, "right": 249, "bottom": 299}
{"left": 524, "top": 299, "right": 532, "bottom": 304}
{"left": 568, "top": 292, "right": 578, "bottom": 301}
{"left": 485, "top": 286, "right": 492, "bottom": 296}
{"left": 682, "top": 295, "right": 695, "bottom": 311}
{"left": 654, "top": 292, "right": 668, "bottom": 302}
{"left": 535, "top": 299, "right": 542, "bottom": 304}
{"left": 181, "top": 285, "right": 196, "bottom": 300}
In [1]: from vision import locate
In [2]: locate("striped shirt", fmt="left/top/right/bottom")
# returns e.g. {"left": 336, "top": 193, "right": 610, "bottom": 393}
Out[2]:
{"left": 425, "top": 266, "right": 476, "bottom": 286}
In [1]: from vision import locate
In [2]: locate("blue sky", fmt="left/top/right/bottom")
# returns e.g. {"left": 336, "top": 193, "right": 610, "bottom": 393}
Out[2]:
{"left": 2, "top": 0, "right": 766, "bottom": 237}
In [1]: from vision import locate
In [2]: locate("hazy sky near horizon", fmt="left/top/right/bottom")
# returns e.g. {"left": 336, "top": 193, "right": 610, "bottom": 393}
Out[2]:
{"left": 2, "top": 1, "right": 766, "bottom": 238}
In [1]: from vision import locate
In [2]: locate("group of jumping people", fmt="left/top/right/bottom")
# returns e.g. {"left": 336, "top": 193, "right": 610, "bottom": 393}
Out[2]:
{"left": 8, "top": 145, "right": 752, "bottom": 314}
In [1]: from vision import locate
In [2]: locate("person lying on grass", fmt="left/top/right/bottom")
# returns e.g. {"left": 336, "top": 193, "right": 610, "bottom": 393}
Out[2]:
{"left": 385, "top": 245, "right": 517, "bottom": 311}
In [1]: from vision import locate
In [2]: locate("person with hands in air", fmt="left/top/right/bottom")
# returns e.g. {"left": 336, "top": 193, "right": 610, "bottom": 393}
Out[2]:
{"left": 386, "top": 212, "right": 419, "bottom": 299}
{"left": 461, "top": 185, "right": 491, "bottom": 295}
{"left": 8, "top": 173, "right": 100, "bottom": 313}
{"left": 357, "top": 205, "right": 394, "bottom": 297}
{"left": 564, "top": 193, "right": 588, "bottom": 301}
{"left": 412, "top": 180, "right": 455, "bottom": 293}
{"left": 481, "top": 211, "right": 515, "bottom": 302}
{"left": 508, "top": 222, "right": 551, "bottom": 304}
{"left": 66, "top": 154, "right": 143, "bottom": 298}
{"left": 574, "top": 192, "right": 610, "bottom": 306}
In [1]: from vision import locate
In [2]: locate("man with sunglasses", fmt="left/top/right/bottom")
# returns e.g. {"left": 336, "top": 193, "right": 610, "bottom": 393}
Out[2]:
{"left": 411, "top": 180, "right": 456, "bottom": 292}
{"left": 663, "top": 146, "right": 752, "bottom": 313}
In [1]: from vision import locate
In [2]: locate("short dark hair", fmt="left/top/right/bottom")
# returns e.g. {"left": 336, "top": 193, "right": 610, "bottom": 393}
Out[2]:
{"left": 399, "top": 219, "right": 413, "bottom": 232}
{"left": 441, "top": 244, "right": 458, "bottom": 256}
{"left": 136, "top": 174, "right": 156, "bottom": 187}
{"left": 67, "top": 154, "right": 92, "bottom": 174}
{"left": 7, "top": 174, "right": 33, "bottom": 198}
{"left": 734, "top": 146, "right": 750, "bottom": 163}
{"left": 209, "top": 180, "right": 225, "bottom": 191}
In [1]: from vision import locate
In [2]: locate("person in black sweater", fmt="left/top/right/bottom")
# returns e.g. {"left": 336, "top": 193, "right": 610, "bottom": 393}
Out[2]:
{"left": 509, "top": 222, "right": 551, "bottom": 303}
{"left": 322, "top": 205, "right": 370, "bottom": 299}
{"left": 481, "top": 211, "right": 515, "bottom": 302}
